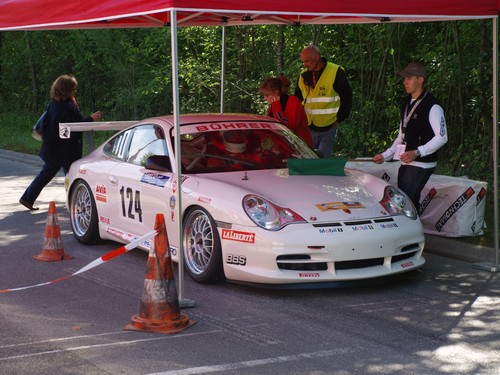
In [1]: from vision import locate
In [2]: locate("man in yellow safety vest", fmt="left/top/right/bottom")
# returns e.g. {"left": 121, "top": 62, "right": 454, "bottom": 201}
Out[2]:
{"left": 295, "top": 45, "right": 352, "bottom": 158}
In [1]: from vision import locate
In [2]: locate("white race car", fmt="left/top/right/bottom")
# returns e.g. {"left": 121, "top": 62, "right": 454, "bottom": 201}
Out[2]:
{"left": 65, "top": 113, "right": 425, "bottom": 286}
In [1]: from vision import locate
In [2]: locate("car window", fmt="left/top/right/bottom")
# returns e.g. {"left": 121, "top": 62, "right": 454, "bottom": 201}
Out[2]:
{"left": 103, "top": 124, "right": 168, "bottom": 166}
{"left": 180, "top": 128, "right": 317, "bottom": 173}
{"left": 126, "top": 125, "right": 168, "bottom": 166}
{"left": 103, "top": 128, "right": 133, "bottom": 160}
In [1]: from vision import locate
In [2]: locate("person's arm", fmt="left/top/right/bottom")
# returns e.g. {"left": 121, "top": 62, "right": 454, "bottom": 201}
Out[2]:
{"left": 270, "top": 97, "right": 303, "bottom": 132}
{"left": 374, "top": 121, "right": 404, "bottom": 163}
{"left": 416, "top": 104, "right": 448, "bottom": 157}
{"left": 333, "top": 68, "right": 352, "bottom": 123}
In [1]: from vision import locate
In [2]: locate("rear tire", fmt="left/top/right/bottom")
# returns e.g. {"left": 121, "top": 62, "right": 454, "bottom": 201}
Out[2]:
{"left": 182, "top": 207, "right": 224, "bottom": 283}
{"left": 69, "top": 180, "right": 100, "bottom": 245}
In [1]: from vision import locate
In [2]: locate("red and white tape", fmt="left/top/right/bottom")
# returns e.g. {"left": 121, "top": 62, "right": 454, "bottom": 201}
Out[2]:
{"left": 0, "top": 229, "right": 158, "bottom": 293}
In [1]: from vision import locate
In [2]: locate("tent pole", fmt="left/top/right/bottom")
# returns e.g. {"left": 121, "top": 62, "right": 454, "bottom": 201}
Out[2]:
{"left": 170, "top": 9, "right": 196, "bottom": 306}
{"left": 220, "top": 25, "right": 226, "bottom": 113}
{"left": 473, "top": 16, "right": 499, "bottom": 273}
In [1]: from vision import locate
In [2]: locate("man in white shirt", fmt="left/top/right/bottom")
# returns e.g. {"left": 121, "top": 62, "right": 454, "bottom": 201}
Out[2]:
{"left": 373, "top": 62, "right": 448, "bottom": 213}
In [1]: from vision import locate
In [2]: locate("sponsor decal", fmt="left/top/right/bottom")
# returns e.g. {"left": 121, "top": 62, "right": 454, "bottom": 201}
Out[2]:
{"left": 351, "top": 224, "right": 374, "bottom": 231}
{"left": 171, "top": 211, "right": 175, "bottom": 222}
{"left": 226, "top": 254, "right": 247, "bottom": 266}
{"left": 476, "top": 187, "right": 486, "bottom": 206}
{"left": 106, "top": 227, "right": 125, "bottom": 239}
{"left": 99, "top": 216, "right": 110, "bottom": 225}
{"left": 221, "top": 229, "right": 255, "bottom": 244}
{"left": 440, "top": 117, "right": 446, "bottom": 136}
{"left": 435, "top": 187, "right": 475, "bottom": 232}
{"left": 95, "top": 184, "right": 107, "bottom": 202}
{"left": 78, "top": 168, "right": 87, "bottom": 174}
{"left": 140, "top": 172, "right": 169, "bottom": 187}
{"left": 169, "top": 195, "right": 176, "bottom": 209}
{"left": 319, "top": 227, "right": 344, "bottom": 234}
{"left": 169, "top": 247, "right": 177, "bottom": 256}
{"left": 171, "top": 176, "right": 188, "bottom": 193}
{"left": 299, "top": 273, "right": 320, "bottom": 278}
{"left": 309, "top": 216, "right": 317, "bottom": 221}
{"left": 380, "top": 223, "right": 398, "bottom": 229}
{"left": 195, "top": 122, "right": 273, "bottom": 132}
{"left": 381, "top": 173, "right": 391, "bottom": 182}
{"left": 401, "top": 261, "right": 414, "bottom": 269}
{"left": 315, "top": 202, "right": 365, "bottom": 213}
{"left": 419, "top": 187, "right": 437, "bottom": 216}
{"left": 198, "top": 196, "right": 212, "bottom": 204}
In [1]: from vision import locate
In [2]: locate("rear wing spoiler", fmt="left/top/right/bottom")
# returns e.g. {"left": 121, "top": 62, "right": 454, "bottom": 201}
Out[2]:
{"left": 59, "top": 121, "right": 137, "bottom": 151}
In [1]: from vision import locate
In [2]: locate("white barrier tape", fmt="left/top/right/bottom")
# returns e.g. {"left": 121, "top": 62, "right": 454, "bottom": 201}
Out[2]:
{"left": 0, "top": 230, "right": 158, "bottom": 293}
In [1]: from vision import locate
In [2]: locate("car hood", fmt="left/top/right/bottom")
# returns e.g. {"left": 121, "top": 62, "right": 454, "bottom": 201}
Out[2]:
{"left": 200, "top": 168, "right": 391, "bottom": 221}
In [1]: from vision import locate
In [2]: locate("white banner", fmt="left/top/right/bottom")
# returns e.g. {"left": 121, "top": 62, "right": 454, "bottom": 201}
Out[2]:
{"left": 346, "top": 160, "right": 487, "bottom": 237}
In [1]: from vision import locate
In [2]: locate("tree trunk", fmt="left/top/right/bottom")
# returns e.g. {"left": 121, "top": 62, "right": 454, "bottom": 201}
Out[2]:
{"left": 25, "top": 32, "right": 38, "bottom": 112}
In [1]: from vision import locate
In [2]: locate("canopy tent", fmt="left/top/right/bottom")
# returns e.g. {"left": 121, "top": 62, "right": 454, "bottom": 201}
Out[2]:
{"left": 0, "top": 1, "right": 498, "bottom": 291}
{"left": 0, "top": 0, "right": 498, "bottom": 29}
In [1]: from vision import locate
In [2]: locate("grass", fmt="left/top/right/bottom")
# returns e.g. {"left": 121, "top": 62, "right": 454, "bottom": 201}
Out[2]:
{"left": 0, "top": 112, "right": 496, "bottom": 250}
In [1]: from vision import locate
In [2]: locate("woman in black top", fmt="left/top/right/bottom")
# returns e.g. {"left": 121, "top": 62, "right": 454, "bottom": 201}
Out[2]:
{"left": 19, "top": 74, "right": 101, "bottom": 211}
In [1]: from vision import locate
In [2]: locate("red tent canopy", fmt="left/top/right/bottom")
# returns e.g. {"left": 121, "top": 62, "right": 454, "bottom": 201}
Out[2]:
{"left": 0, "top": 0, "right": 497, "bottom": 30}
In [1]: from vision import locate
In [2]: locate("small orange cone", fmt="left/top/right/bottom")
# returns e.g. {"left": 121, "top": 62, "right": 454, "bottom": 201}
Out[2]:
{"left": 125, "top": 213, "right": 195, "bottom": 334}
{"left": 33, "top": 201, "right": 73, "bottom": 262}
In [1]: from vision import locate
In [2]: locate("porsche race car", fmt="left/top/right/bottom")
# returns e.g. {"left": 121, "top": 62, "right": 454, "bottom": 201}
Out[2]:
{"left": 65, "top": 113, "right": 425, "bottom": 286}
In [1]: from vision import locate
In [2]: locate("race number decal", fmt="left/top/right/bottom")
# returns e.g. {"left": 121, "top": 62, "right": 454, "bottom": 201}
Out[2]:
{"left": 119, "top": 186, "right": 143, "bottom": 222}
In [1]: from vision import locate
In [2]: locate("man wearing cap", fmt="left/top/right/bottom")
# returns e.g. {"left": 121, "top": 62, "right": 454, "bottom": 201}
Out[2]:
{"left": 372, "top": 62, "right": 448, "bottom": 213}
{"left": 295, "top": 45, "right": 352, "bottom": 158}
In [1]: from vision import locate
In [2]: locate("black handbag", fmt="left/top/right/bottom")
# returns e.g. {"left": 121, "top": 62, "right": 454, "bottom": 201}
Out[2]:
{"left": 32, "top": 104, "right": 50, "bottom": 141}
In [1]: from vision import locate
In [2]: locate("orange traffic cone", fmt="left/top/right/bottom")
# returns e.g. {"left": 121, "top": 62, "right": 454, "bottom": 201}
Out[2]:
{"left": 125, "top": 213, "right": 195, "bottom": 334}
{"left": 33, "top": 201, "right": 73, "bottom": 262}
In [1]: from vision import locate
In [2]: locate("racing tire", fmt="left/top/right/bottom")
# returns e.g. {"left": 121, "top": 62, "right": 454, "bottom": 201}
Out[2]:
{"left": 69, "top": 179, "right": 100, "bottom": 245}
{"left": 182, "top": 207, "right": 224, "bottom": 283}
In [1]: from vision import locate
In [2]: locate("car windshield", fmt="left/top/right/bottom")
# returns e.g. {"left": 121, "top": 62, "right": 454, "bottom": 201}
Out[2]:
{"left": 180, "top": 127, "right": 318, "bottom": 173}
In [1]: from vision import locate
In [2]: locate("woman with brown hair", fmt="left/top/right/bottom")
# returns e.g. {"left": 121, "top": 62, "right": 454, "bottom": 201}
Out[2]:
{"left": 260, "top": 76, "right": 313, "bottom": 148}
{"left": 19, "top": 74, "right": 101, "bottom": 210}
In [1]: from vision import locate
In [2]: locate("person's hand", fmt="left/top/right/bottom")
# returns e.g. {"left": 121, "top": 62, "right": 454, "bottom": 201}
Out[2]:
{"left": 372, "top": 154, "right": 384, "bottom": 164}
{"left": 399, "top": 150, "right": 418, "bottom": 164}
{"left": 91, "top": 111, "right": 102, "bottom": 121}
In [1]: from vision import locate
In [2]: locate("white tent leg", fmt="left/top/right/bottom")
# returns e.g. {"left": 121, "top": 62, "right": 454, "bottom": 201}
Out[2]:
{"left": 170, "top": 9, "right": 196, "bottom": 306}
{"left": 473, "top": 17, "right": 499, "bottom": 273}
{"left": 220, "top": 25, "right": 226, "bottom": 113}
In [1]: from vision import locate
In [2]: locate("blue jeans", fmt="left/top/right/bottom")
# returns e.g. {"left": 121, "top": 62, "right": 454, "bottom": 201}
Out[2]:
{"left": 398, "top": 165, "right": 435, "bottom": 213}
{"left": 311, "top": 126, "right": 337, "bottom": 158}
{"left": 20, "top": 161, "right": 68, "bottom": 205}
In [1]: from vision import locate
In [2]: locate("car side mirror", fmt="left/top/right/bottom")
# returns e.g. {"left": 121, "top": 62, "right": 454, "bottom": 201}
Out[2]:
{"left": 145, "top": 155, "right": 172, "bottom": 172}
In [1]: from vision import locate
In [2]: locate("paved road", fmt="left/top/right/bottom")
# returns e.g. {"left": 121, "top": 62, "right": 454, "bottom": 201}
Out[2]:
{"left": 1, "top": 149, "right": 499, "bottom": 375}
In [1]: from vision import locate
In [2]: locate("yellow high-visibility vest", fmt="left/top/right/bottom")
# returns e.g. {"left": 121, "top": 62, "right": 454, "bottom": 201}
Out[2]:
{"left": 298, "top": 62, "right": 341, "bottom": 127}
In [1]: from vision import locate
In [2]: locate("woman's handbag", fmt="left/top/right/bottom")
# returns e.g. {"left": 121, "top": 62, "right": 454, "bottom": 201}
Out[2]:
{"left": 32, "top": 104, "right": 50, "bottom": 141}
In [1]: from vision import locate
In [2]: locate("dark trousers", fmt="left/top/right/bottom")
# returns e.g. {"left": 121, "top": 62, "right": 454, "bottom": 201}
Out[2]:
{"left": 20, "top": 161, "right": 68, "bottom": 205}
{"left": 397, "top": 165, "right": 435, "bottom": 213}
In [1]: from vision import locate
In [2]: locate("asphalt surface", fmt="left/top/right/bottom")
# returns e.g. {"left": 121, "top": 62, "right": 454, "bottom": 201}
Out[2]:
{"left": 1, "top": 148, "right": 500, "bottom": 375}
{"left": 1, "top": 148, "right": 497, "bottom": 268}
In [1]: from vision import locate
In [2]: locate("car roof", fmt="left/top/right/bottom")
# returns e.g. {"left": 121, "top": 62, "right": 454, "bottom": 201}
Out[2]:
{"left": 143, "top": 113, "right": 275, "bottom": 127}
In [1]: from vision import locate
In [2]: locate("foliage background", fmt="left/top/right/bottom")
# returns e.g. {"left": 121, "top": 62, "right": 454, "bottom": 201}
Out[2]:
{"left": 0, "top": 21, "right": 496, "bottom": 245}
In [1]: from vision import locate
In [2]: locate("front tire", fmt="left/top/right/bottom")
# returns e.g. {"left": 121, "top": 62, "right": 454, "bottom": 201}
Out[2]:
{"left": 69, "top": 180, "right": 100, "bottom": 245}
{"left": 183, "top": 207, "right": 224, "bottom": 283}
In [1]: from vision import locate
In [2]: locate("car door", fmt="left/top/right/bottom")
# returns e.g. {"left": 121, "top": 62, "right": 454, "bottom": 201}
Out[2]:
{"left": 105, "top": 124, "right": 172, "bottom": 242}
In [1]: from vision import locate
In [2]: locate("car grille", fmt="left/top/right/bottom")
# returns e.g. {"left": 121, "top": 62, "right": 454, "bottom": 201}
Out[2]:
{"left": 276, "top": 249, "right": 420, "bottom": 272}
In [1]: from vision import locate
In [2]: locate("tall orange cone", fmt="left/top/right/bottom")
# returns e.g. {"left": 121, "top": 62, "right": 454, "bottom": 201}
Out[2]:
{"left": 125, "top": 213, "right": 195, "bottom": 334}
{"left": 33, "top": 201, "right": 73, "bottom": 262}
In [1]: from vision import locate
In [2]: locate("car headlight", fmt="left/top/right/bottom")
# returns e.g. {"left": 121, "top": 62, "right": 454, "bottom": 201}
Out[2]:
{"left": 379, "top": 186, "right": 417, "bottom": 220}
{"left": 243, "top": 194, "right": 306, "bottom": 230}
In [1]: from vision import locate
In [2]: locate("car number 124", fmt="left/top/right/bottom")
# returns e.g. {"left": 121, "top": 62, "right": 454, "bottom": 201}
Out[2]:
{"left": 120, "top": 186, "right": 143, "bottom": 222}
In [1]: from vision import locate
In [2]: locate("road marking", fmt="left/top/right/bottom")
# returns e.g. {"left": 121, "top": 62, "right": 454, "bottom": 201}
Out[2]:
{"left": 0, "top": 330, "right": 221, "bottom": 361}
{"left": 147, "top": 348, "right": 352, "bottom": 375}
